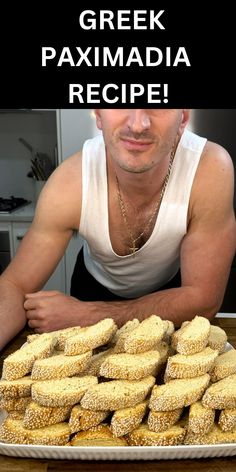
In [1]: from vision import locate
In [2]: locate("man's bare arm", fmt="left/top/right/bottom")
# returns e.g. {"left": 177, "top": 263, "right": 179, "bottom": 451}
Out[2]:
{"left": 0, "top": 153, "right": 82, "bottom": 349}
{"left": 0, "top": 277, "right": 26, "bottom": 349}
{"left": 24, "top": 142, "right": 235, "bottom": 329}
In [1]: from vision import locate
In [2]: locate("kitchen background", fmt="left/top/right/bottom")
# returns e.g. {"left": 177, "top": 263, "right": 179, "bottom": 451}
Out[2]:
{"left": 0, "top": 109, "right": 235, "bottom": 311}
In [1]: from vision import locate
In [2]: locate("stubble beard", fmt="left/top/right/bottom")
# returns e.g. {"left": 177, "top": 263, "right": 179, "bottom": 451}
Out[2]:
{"left": 107, "top": 131, "right": 160, "bottom": 174}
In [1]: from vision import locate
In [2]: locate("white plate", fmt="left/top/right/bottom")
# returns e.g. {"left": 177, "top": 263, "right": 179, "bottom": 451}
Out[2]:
{"left": 0, "top": 343, "right": 235, "bottom": 460}
{"left": 0, "top": 420, "right": 235, "bottom": 461}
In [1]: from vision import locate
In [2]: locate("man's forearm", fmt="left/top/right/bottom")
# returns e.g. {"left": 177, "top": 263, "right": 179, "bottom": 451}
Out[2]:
{"left": 0, "top": 277, "right": 26, "bottom": 350}
{"left": 88, "top": 285, "right": 218, "bottom": 327}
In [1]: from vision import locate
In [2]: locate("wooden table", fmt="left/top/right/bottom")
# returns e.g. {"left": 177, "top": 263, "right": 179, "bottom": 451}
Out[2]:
{"left": 0, "top": 317, "right": 236, "bottom": 472}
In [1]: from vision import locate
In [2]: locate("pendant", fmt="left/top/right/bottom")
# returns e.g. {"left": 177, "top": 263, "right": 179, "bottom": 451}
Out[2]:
{"left": 129, "top": 244, "right": 139, "bottom": 257}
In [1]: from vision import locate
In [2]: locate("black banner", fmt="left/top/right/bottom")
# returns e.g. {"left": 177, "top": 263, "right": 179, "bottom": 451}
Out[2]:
{"left": 0, "top": 4, "right": 234, "bottom": 108}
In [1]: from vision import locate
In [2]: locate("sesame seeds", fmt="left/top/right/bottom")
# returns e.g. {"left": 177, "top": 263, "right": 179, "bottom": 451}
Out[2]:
{"left": 0, "top": 376, "right": 34, "bottom": 398}
{"left": 23, "top": 402, "right": 71, "bottom": 429}
{"left": 0, "top": 315, "right": 235, "bottom": 447}
{"left": 188, "top": 402, "right": 215, "bottom": 435}
{"left": 148, "top": 408, "right": 183, "bottom": 433}
{"left": 127, "top": 423, "right": 186, "bottom": 446}
{"left": 149, "top": 375, "right": 210, "bottom": 411}
{"left": 32, "top": 376, "right": 98, "bottom": 407}
{"left": 219, "top": 409, "right": 236, "bottom": 432}
{"left": 0, "top": 417, "right": 70, "bottom": 445}
{"left": 31, "top": 351, "right": 92, "bottom": 380}
{"left": 64, "top": 319, "right": 117, "bottom": 355}
{"left": 99, "top": 351, "right": 160, "bottom": 381}
{"left": 69, "top": 405, "right": 109, "bottom": 433}
{"left": 111, "top": 401, "right": 147, "bottom": 437}
{"left": 165, "top": 347, "right": 218, "bottom": 379}
{"left": 81, "top": 377, "right": 155, "bottom": 411}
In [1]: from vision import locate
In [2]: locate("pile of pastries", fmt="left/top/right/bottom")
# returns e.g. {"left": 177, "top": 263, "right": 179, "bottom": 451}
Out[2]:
{"left": 0, "top": 315, "right": 236, "bottom": 446}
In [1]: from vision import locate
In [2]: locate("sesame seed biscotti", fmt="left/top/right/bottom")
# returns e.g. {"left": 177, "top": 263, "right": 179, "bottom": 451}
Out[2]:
{"left": 171, "top": 321, "right": 190, "bottom": 350}
{"left": 81, "top": 376, "right": 156, "bottom": 411}
{"left": 32, "top": 376, "right": 98, "bottom": 407}
{"left": 209, "top": 349, "right": 236, "bottom": 382}
{"left": 188, "top": 401, "right": 215, "bottom": 435}
{"left": 208, "top": 325, "right": 227, "bottom": 353}
{"left": 99, "top": 351, "right": 160, "bottom": 381}
{"left": 31, "top": 351, "right": 92, "bottom": 380}
{"left": 147, "top": 408, "right": 183, "bottom": 433}
{"left": 156, "top": 341, "right": 171, "bottom": 367}
{"left": 110, "top": 401, "right": 148, "bottom": 437}
{"left": 162, "top": 320, "right": 175, "bottom": 342}
{"left": 149, "top": 374, "right": 210, "bottom": 411}
{"left": 70, "top": 424, "right": 128, "bottom": 446}
{"left": 0, "top": 416, "right": 70, "bottom": 446}
{"left": 69, "top": 405, "right": 109, "bottom": 433}
{"left": 0, "top": 376, "right": 34, "bottom": 399}
{"left": 0, "top": 396, "right": 31, "bottom": 413}
{"left": 23, "top": 401, "right": 71, "bottom": 429}
{"left": 7, "top": 411, "right": 25, "bottom": 420}
{"left": 53, "top": 326, "right": 82, "bottom": 350}
{"left": 27, "top": 333, "right": 40, "bottom": 343}
{"left": 165, "top": 347, "right": 218, "bottom": 379}
{"left": 127, "top": 422, "right": 186, "bottom": 446}
{"left": 202, "top": 374, "right": 236, "bottom": 409}
{"left": 124, "top": 315, "right": 166, "bottom": 354}
{"left": 112, "top": 319, "right": 140, "bottom": 353}
{"left": 184, "top": 423, "right": 236, "bottom": 445}
{"left": 64, "top": 318, "right": 117, "bottom": 355}
{"left": 172, "top": 322, "right": 227, "bottom": 355}
{"left": 2, "top": 334, "right": 55, "bottom": 381}
{"left": 82, "top": 348, "right": 114, "bottom": 377}
{"left": 219, "top": 408, "right": 236, "bottom": 432}
{"left": 2, "top": 348, "right": 35, "bottom": 382}
{"left": 27, "top": 327, "right": 82, "bottom": 351}
{"left": 174, "top": 316, "right": 210, "bottom": 355}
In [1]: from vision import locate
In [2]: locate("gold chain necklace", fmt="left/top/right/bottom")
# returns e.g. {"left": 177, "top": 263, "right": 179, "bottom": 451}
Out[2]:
{"left": 116, "top": 147, "right": 176, "bottom": 257}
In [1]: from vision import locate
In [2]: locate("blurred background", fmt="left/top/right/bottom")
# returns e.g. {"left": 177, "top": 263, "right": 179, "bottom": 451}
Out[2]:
{"left": 192, "top": 110, "right": 236, "bottom": 313}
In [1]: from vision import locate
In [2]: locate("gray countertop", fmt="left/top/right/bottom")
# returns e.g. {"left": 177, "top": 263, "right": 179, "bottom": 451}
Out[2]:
{"left": 0, "top": 203, "right": 35, "bottom": 223}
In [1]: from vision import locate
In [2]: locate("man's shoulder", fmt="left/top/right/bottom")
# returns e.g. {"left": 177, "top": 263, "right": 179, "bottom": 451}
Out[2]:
{"left": 188, "top": 140, "right": 234, "bottom": 223}
{"left": 51, "top": 151, "right": 83, "bottom": 190}
{"left": 35, "top": 151, "right": 83, "bottom": 232}
{"left": 202, "top": 140, "right": 232, "bottom": 166}
{"left": 199, "top": 140, "right": 234, "bottom": 187}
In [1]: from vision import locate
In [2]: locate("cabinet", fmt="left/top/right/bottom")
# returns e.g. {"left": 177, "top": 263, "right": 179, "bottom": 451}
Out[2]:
{"left": 0, "top": 221, "right": 65, "bottom": 292}
{"left": 0, "top": 223, "right": 12, "bottom": 274}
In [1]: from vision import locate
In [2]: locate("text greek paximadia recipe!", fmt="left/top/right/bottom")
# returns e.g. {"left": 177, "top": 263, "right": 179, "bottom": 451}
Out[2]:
{"left": 41, "top": 10, "right": 191, "bottom": 105}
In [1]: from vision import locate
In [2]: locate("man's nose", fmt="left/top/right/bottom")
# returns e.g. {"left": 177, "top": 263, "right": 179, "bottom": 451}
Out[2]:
{"left": 127, "top": 110, "right": 151, "bottom": 133}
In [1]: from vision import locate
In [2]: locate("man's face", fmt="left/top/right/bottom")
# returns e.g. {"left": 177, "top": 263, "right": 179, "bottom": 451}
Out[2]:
{"left": 95, "top": 109, "right": 189, "bottom": 173}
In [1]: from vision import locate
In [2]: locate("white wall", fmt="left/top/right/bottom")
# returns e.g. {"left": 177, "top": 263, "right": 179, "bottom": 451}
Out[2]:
{"left": 58, "top": 109, "right": 99, "bottom": 162}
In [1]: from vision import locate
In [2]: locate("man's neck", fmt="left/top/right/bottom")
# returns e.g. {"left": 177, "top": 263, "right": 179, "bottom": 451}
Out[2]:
{"left": 107, "top": 154, "right": 171, "bottom": 204}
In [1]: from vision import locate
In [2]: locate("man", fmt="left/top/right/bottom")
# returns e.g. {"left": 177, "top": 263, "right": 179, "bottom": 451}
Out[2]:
{"left": 0, "top": 109, "right": 235, "bottom": 350}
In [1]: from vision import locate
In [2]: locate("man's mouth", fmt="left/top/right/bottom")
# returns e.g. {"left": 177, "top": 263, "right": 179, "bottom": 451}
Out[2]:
{"left": 120, "top": 137, "right": 153, "bottom": 151}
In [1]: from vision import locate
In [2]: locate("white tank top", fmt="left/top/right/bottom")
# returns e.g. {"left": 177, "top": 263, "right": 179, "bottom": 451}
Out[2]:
{"left": 79, "top": 129, "right": 207, "bottom": 298}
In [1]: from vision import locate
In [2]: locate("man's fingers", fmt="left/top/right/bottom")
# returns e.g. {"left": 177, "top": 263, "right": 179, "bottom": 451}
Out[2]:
{"left": 27, "top": 319, "right": 40, "bottom": 329}
{"left": 24, "top": 298, "right": 38, "bottom": 310}
{"left": 25, "top": 310, "right": 38, "bottom": 320}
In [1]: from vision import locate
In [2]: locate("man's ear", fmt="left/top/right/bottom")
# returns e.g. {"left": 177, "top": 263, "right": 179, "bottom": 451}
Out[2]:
{"left": 178, "top": 109, "right": 190, "bottom": 134}
{"left": 94, "top": 109, "right": 102, "bottom": 130}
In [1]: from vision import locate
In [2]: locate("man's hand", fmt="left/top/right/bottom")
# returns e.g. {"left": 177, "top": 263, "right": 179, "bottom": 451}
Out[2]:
{"left": 24, "top": 291, "right": 87, "bottom": 333}
{"left": 24, "top": 290, "right": 130, "bottom": 334}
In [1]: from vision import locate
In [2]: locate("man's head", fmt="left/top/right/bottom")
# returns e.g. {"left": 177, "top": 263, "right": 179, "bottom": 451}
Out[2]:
{"left": 94, "top": 109, "right": 189, "bottom": 173}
